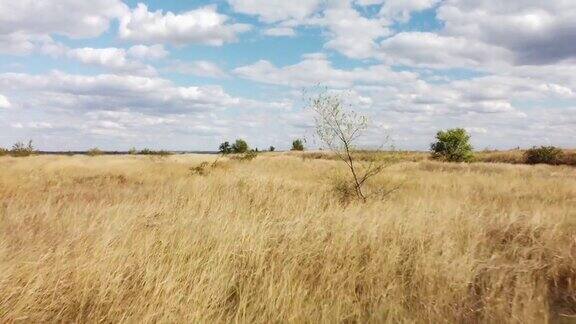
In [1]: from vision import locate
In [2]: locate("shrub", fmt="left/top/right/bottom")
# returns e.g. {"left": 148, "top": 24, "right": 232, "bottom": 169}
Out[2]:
{"left": 128, "top": 147, "right": 137, "bottom": 155}
{"left": 231, "top": 139, "right": 249, "bottom": 154}
{"left": 87, "top": 148, "right": 103, "bottom": 156}
{"left": 0, "top": 147, "right": 8, "bottom": 156}
{"left": 244, "top": 150, "right": 258, "bottom": 161}
{"left": 430, "top": 128, "right": 473, "bottom": 162}
{"left": 230, "top": 150, "right": 258, "bottom": 162}
{"left": 10, "top": 140, "right": 35, "bottom": 157}
{"left": 291, "top": 139, "right": 305, "bottom": 151}
{"left": 219, "top": 141, "right": 232, "bottom": 154}
{"left": 524, "top": 146, "right": 564, "bottom": 165}
{"left": 269, "top": 146, "right": 275, "bottom": 152}
{"left": 331, "top": 177, "right": 356, "bottom": 206}
{"left": 139, "top": 148, "right": 171, "bottom": 156}
{"left": 190, "top": 162, "right": 210, "bottom": 176}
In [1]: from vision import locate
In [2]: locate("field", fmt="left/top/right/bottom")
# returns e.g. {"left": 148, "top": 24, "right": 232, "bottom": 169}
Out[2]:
{"left": 1, "top": 153, "right": 575, "bottom": 323}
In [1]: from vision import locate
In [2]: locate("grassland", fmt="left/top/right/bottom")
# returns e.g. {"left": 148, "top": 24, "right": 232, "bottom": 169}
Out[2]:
{"left": 0, "top": 153, "right": 575, "bottom": 323}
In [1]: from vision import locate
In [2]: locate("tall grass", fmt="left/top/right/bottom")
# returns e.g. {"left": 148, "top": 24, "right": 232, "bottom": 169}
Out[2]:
{"left": 0, "top": 154, "right": 574, "bottom": 322}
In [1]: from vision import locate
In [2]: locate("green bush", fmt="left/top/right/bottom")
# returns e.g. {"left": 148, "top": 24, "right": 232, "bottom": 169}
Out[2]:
{"left": 128, "top": 147, "right": 137, "bottom": 155}
{"left": 87, "top": 148, "right": 103, "bottom": 156}
{"left": 524, "top": 146, "right": 564, "bottom": 165}
{"left": 0, "top": 147, "right": 8, "bottom": 156}
{"left": 269, "top": 146, "right": 275, "bottom": 152}
{"left": 219, "top": 141, "right": 232, "bottom": 154}
{"left": 291, "top": 139, "right": 305, "bottom": 151}
{"left": 430, "top": 128, "right": 473, "bottom": 162}
{"left": 10, "top": 140, "right": 36, "bottom": 157}
{"left": 231, "top": 139, "right": 249, "bottom": 154}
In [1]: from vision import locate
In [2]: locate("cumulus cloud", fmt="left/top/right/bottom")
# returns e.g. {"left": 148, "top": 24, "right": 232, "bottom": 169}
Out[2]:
{"left": 234, "top": 53, "right": 417, "bottom": 87}
{"left": 0, "top": 94, "right": 10, "bottom": 108}
{"left": 0, "top": 0, "right": 127, "bottom": 55}
{"left": 119, "top": 3, "right": 251, "bottom": 46}
{"left": 377, "top": 32, "right": 512, "bottom": 69}
{"left": 0, "top": 0, "right": 127, "bottom": 38}
{"left": 312, "top": 2, "right": 390, "bottom": 59}
{"left": 227, "top": 0, "right": 322, "bottom": 23}
{"left": 228, "top": 0, "right": 391, "bottom": 58}
{"left": 0, "top": 71, "right": 242, "bottom": 113}
{"left": 0, "top": 0, "right": 574, "bottom": 150}
{"left": 127, "top": 44, "right": 168, "bottom": 60}
{"left": 380, "top": 0, "right": 440, "bottom": 21}
{"left": 0, "top": 33, "right": 36, "bottom": 55}
{"left": 438, "top": 0, "right": 576, "bottom": 65}
{"left": 163, "top": 60, "right": 228, "bottom": 78}
{"left": 66, "top": 47, "right": 157, "bottom": 76}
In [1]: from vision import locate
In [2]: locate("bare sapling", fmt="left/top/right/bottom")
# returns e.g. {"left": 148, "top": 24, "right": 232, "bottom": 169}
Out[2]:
{"left": 307, "top": 89, "right": 389, "bottom": 202}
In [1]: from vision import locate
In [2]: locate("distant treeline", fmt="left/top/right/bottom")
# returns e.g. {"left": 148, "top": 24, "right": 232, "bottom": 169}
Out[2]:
{"left": 35, "top": 151, "right": 220, "bottom": 155}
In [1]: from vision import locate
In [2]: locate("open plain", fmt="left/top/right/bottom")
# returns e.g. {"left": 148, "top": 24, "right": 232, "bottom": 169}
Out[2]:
{"left": 0, "top": 153, "right": 575, "bottom": 323}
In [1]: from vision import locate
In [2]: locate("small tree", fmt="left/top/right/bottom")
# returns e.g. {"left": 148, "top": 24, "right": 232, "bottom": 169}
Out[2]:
{"left": 430, "top": 128, "right": 473, "bottom": 162}
{"left": 291, "top": 139, "right": 305, "bottom": 151}
{"left": 128, "top": 147, "right": 137, "bottom": 155}
{"left": 231, "top": 139, "right": 249, "bottom": 154}
{"left": 219, "top": 141, "right": 232, "bottom": 154}
{"left": 269, "top": 146, "right": 275, "bottom": 152}
{"left": 308, "top": 89, "right": 386, "bottom": 202}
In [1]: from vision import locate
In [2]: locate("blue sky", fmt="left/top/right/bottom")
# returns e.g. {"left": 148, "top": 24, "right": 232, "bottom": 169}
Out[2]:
{"left": 0, "top": 0, "right": 575, "bottom": 151}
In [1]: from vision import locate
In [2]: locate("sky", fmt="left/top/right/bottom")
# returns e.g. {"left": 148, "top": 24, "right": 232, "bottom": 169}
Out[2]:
{"left": 0, "top": 0, "right": 575, "bottom": 151}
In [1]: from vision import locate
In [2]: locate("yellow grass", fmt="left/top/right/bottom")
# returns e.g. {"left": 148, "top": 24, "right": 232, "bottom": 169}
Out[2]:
{"left": 0, "top": 154, "right": 575, "bottom": 323}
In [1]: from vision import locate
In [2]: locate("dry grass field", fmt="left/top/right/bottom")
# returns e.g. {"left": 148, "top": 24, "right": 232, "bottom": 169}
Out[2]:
{"left": 1, "top": 153, "right": 575, "bottom": 323}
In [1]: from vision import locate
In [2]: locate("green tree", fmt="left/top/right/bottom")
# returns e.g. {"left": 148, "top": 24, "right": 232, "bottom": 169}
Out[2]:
{"left": 291, "top": 139, "right": 305, "bottom": 151}
{"left": 430, "top": 128, "right": 473, "bottom": 162}
{"left": 219, "top": 141, "right": 232, "bottom": 154}
{"left": 269, "top": 146, "right": 275, "bottom": 152}
{"left": 231, "top": 139, "right": 249, "bottom": 154}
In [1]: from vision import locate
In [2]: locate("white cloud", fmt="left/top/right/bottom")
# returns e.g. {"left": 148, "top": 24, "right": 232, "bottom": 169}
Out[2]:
{"left": 227, "top": 0, "right": 322, "bottom": 23}
{"left": 0, "top": 94, "right": 11, "bottom": 108}
{"left": 11, "top": 122, "right": 52, "bottom": 129}
{"left": 164, "top": 60, "right": 228, "bottom": 78}
{"left": 0, "top": 33, "right": 36, "bottom": 55}
{"left": 377, "top": 32, "right": 512, "bottom": 69}
{"left": 67, "top": 47, "right": 157, "bottom": 76}
{"left": 119, "top": 3, "right": 251, "bottom": 46}
{"left": 229, "top": 1, "right": 390, "bottom": 59}
{"left": 0, "top": 0, "right": 127, "bottom": 55}
{"left": 379, "top": 0, "right": 441, "bottom": 22}
{"left": 263, "top": 27, "right": 296, "bottom": 37}
{"left": 437, "top": 0, "right": 576, "bottom": 65}
{"left": 233, "top": 53, "right": 418, "bottom": 87}
{"left": 0, "top": 71, "right": 242, "bottom": 113}
{"left": 0, "top": 0, "right": 127, "bottom": 38}
{"left": 127, "top": 44, "right": 168, "bottom": 60}
{"left": 313, "top": 2, "right": 390, "bottom": 59}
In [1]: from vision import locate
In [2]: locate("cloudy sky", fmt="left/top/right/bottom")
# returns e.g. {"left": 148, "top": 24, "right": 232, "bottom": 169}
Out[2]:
{"left": 0, "top": 0, "right": 575, "bottom": 151}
